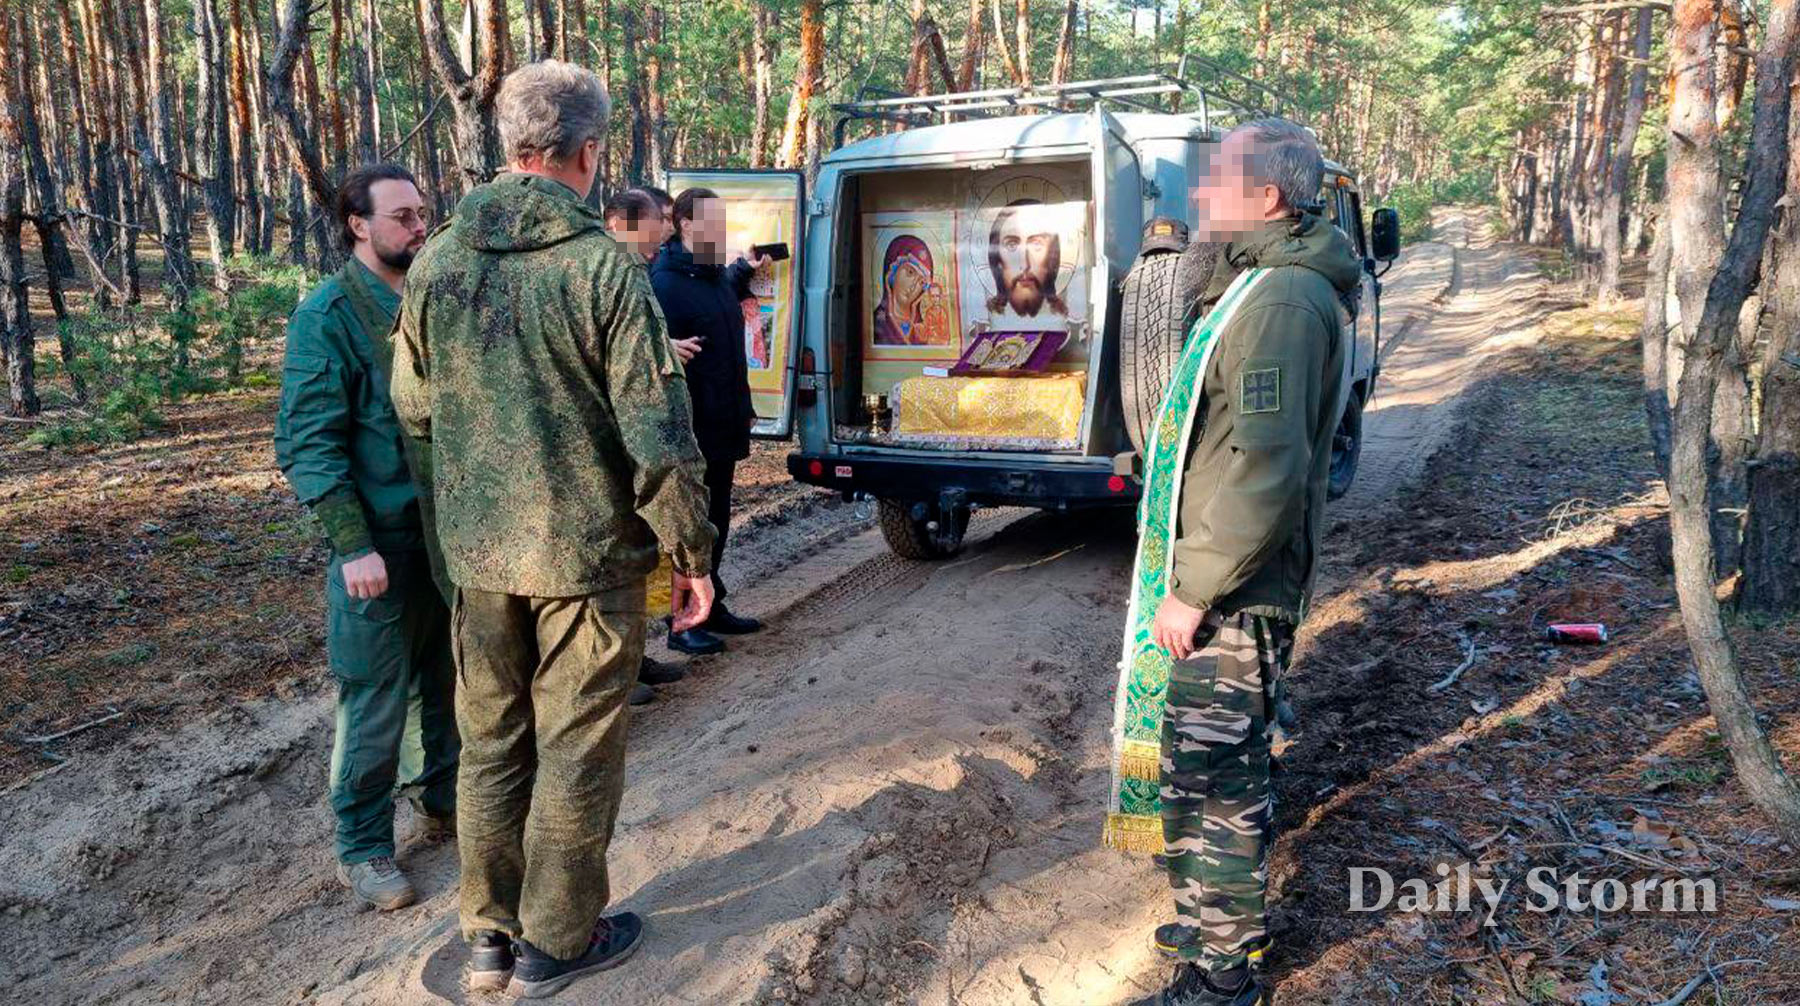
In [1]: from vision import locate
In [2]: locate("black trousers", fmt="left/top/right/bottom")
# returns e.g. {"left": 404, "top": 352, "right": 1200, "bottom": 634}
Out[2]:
{"left": 704, "top": 455, "right": 735, "bottom": 600}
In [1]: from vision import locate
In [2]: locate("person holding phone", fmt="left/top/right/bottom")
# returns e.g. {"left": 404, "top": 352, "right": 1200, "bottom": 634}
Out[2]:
{"left": 649, "top": 187, "right": 768, "bottom": 654}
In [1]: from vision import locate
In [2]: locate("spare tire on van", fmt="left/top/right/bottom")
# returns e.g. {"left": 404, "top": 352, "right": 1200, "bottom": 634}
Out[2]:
{"left": 1119, "top": 240, "right": 1225, "bottom": 455}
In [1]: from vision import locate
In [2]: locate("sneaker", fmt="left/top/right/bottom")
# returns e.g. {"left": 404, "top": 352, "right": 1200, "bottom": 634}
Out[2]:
{"left": 337, "top": 855, "right": 415, "bottom": 911}
{"left": 638, "top": 656, "right": 686, "bottom": 686}
{"left": 701, "top": 602, "right": 762, "bottom": 635}
{"left": 667, "top": 628, "right": 725, "bottom": 656}
{"left": 506, "top": 912, "right": 645, "bottom": 999}
{"left": 629, "top": 682, "right": 656, "bottom": 707}
{"left": 1131, "top": 962, "right": 1267, "bottom": 1006}
{"left": 468, "top": 930, "right": 515, "bottom": 992}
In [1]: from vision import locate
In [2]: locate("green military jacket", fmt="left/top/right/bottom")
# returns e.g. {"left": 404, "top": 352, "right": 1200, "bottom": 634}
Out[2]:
{"left": 1167, "top": 213, "right": 1362, "bottom": 623}
{"left": 390, "top": 172, "right": 717, "bottom": 598}
{"left": 274, "top": 257, "right": 424, "bottom": 559}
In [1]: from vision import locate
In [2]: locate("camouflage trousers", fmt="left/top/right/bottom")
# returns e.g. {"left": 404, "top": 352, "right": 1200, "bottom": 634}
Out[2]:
{"left": 453, "top": 582, "right": 644, "bottom": 961}
{"left": 1159, "top": 609, "right": 1295, "bottom": 970}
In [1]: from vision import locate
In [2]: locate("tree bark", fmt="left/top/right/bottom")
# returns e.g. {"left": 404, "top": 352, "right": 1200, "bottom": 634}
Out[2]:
{"left": 13, "top": 5, "right": 71, "bottom": 326}
{"left": 776, "top": 0, "right": 823, "bottom": 170}
{"left": 955, "top": 0, "right": 984, "bottom": 91}
{"left": 1642, "top": 220, "right": 1674, "bottom": 475}
{"left": 1597, "top": 7, "right": 1653, "bottom": 302}
{"left": 990, "top": 0, "right": 1021, "bottom": 86}
{"left": 0, "top": 1, "right": 39, "bottom": 416}
{"left": 195, "top": 0, "right": 237, "bottom": 290}
{"left": 1666, "top": 0, "right": 1800, "bottom": 842}
{"left": 417, "top": 0, "right": 505, "bottom": 190}
{"left": 1050, "top": 0, "right": 1078, "bottom": 86}
{"left": 269, "top": 0, "right": 343, "bottom": 270}
{"left": 749, "top": 0, "right": 773, "bottom": 167}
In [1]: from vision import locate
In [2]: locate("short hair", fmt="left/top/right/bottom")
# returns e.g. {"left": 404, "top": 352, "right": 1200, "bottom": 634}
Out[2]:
{"left": 496, "top": 60, "right": 611, "bottom": 166}
{"left": 639, "top": 186, "right": 674, "bottom": 213}
{"left": 672, "top": 187, "right": 719, "bottom": 241}
{"left": 335, "top": 163, "right": 417, "bottom": 250}
{"left": 604, "top": 188, "right": 659, "bottom": 227}
{"left": 1227, "top": 117, "right": 1324, "bottom": 214}
{"left": 986, "top": 199, "right": 1066, "bottom": 315}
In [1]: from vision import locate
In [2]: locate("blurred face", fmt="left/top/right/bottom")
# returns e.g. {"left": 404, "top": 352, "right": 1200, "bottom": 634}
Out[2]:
{"left": 606, "top": 213, "right": 661, "bottom": 262}
{"left": 353, "top": 179, "right": 428, "bottom": 270}
{"left": 685, "top": 197, "right": 729, "bottom": 264}
{"left": 993, "top": 210, "right": 1058, "bottom": 316}
{"left": 1193, "top": 131, "right": 1283, "bottom": 241}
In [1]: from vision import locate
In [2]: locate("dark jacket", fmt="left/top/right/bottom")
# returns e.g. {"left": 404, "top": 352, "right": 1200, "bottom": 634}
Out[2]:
{"left": 650, "top": 241, "right": 756, "bottom": 463}
{"left": 390, "top": 172, "right": 716, "bottom": 595}
{"left": 1167, "top": 212, "right": 1363, "bottom": 623}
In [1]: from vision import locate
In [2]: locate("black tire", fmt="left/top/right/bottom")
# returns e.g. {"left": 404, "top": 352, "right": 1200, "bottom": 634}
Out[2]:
{"left": 877, "top": 498, "right": 970, "bottom": 560}
{"left": 1327, "top": 388, "right": 1365, "bottom": 501}
{"left": 1119, "top": 243, "right": 1224, "bottom": 456}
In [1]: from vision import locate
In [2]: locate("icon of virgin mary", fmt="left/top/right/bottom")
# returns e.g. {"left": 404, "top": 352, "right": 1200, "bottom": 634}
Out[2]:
{"left": 871, "top": 235, "right": 941, "bottom": 346}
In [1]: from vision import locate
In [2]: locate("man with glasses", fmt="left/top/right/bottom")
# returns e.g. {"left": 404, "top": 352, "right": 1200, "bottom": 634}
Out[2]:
{"left": 275, "top": 164, "right": 459, "bottom": 911}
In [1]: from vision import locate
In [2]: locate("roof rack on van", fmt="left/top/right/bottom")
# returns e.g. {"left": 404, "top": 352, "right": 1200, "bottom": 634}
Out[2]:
{"left": 831, "top": 54, "right": 1297, "bottom": 148}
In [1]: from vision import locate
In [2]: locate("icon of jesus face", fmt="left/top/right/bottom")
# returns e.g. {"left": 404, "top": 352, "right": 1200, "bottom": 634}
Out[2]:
{"left": 987, "top": 199, "right": 1065, "bottom": 318}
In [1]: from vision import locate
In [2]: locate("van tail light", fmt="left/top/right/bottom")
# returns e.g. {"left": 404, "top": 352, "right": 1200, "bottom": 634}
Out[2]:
{"left": 1107, "top": 475, "right": 1127, "bottom": 493}
{"left": 798, "top": 347, "right": 818, "bottom": 407}
{"left": 807, "top": 459, "right": 824, "bottom": 478}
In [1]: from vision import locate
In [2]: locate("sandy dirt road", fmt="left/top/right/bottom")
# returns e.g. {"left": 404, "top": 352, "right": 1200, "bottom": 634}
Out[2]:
{"left": 2, "top": 208, "right": 1555, "bottom": 1006}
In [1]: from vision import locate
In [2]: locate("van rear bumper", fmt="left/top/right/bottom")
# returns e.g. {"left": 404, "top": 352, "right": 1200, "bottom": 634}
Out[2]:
{"left": 787, "top": 451, "right": 1140, "bottom": 509}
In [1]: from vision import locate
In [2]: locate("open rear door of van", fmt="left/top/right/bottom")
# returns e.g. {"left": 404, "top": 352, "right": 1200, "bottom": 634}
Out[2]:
{"left": 1083, "top": 109, "right": 1145, "bottom": 450}
{"left": 663, "top": 169, "right": 806, "bottom": 439}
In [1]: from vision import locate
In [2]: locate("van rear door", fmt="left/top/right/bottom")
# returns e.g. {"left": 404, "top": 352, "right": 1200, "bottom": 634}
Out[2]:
{"left": 663, "top": 169, "right": 806, "bottom": 439}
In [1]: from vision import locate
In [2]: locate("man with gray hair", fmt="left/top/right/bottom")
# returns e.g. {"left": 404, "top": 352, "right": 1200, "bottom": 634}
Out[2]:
{"left": 1132, "top": 116, "right": 1362, "bottom": 1006}
{"left": 391, "top": 60, "right": 717, "bottom": 998}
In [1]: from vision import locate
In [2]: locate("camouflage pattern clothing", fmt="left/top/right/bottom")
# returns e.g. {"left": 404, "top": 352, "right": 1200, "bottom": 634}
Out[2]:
{"left": 390, "top": 172, "right": 717, "bottom": 595}
{"left": 1160, "top": 608, "right": 1294, "bottom": 970}
{"left": 390, "top": 172, "right": 716, "bottom": 959}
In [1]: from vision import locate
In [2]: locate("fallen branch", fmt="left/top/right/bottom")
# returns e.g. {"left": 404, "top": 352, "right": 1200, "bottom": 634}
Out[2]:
{"left": 1651, "top": 959, "right": 1764, "bottom": 1006}
{"left": 22, "top": 708, "right": 126, "bottom": 744}
{"left": 0, "top": 760, "right": 71, "bottom": 797}
{"left": 1428, "top": 633, "right": 1478, "bottom": 692}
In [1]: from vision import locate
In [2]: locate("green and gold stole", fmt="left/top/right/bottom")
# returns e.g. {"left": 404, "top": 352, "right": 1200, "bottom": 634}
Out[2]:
{"left": 1103, "top": 266, "right": 1269, "bottom": 853}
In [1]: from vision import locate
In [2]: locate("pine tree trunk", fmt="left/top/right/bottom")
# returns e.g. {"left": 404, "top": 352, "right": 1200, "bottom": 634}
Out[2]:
{"left": 777, "top": 0, "right": 823, "bottom": 170}
{"left": 1597, "top": 8, "right": 1652, "bottom": 303}
{"left": 1642, "top": 221, "right": 1674, "bottom": 475}
{"left": 417, "top": 0, "right": 505, "bottom": 189}
{"left": 270, "top": 0, "right": 343, "bottom": 270}
{"left": 1050, "top": 0, "right": 1077, "bottom": 86}
{"left": 195, "top": 0, "right": 236, "bottom": 290}
{"left": 955, "top": 0, "right": 984, "bottom": 91}
{"left": 0, "top": 4, "right": 39, "bottom": 416}
{"left": 1666, "top": 0, "right": 1800, "bottom": 843}
{"left": 14, "top": 6, "right": 72, "bottom": 326}
{"left": 749, "top": 0, "right": 772, "bottom": 167}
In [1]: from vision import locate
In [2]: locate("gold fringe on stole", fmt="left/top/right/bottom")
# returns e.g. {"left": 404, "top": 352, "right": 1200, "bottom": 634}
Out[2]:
{"left": 1116, "top": 740, "right": 1162, "bottom": 783}
{"left": 1103, "top": 812, "right": 1164, "bottom": 854}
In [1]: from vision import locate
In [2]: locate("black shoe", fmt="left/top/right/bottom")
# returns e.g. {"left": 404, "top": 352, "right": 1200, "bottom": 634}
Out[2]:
{"left": 638, "top": 656, "right": 686, "bottom": 685}
{"left": 1131, "top": 962, "right": 1267, "bottom": 1006}
{"left": 506, "top": 912, "right": 645, "bottom": 999}
{"left": 468, "top": 930, "right": 515, "bottom": 992}
{"left": 702, "top": 603, "right": 762, "bottom": 635}
{"left": 628, "top": 682, "right": 656, "bottom": 707}
{"left": 667, "top": 628, "right": 725, "bottom": 655}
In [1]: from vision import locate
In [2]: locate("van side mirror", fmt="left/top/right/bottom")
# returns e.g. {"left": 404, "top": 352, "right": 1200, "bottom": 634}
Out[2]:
{"left": 1371, "top": 208, "right": 1401, "bottom": 262}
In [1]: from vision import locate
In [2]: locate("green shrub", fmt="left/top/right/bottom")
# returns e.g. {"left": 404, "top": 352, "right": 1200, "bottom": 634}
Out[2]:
{"left": 30, "top": 259, "right": 312, "bottom": 448}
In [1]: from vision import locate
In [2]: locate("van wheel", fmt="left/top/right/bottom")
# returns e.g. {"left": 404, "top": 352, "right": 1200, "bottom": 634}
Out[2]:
{"left": 877, "top": 498, "right": 969, "bottom": 560}
{"left": 1327, "top": 388, "right": 1365, "bottom": 501}
{"left": 1120, "top": 245, "right": 1220, "bottom": 456}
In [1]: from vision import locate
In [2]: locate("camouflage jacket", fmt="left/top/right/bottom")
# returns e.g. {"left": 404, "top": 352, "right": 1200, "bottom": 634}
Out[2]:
{"left": 1168, "top": 213, "right": 1362, "bottom": 623}
{"left": 390, "top": 172, "right": 716, "bottom": 597}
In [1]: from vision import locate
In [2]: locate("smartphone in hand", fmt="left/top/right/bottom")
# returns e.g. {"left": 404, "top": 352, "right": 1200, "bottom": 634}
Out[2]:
{"left": 751, "top": 242, "right": 791, "bottom": 262}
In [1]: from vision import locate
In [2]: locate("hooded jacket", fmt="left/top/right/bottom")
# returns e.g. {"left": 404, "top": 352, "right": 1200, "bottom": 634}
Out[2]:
{"left": 389, "top": 172, "right": 716, "bottom": 597}
{"left": 649, "top": 241, "right": 757, "bottom": 463}
{"left": 1167, "top": 212, "right": 1363, "bottom": 623}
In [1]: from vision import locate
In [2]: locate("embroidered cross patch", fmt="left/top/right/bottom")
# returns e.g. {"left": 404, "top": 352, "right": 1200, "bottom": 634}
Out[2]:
{"left": 1241, "top": 368, "right": 1281, "bottom": 414}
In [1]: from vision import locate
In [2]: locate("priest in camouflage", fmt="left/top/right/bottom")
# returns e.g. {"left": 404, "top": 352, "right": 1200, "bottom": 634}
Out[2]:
{"left": 390, "top": 61, "right": 717, "bottom": 998}
{"left": 1135, "top": 118, "right": 1362, "bottom": 1006}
